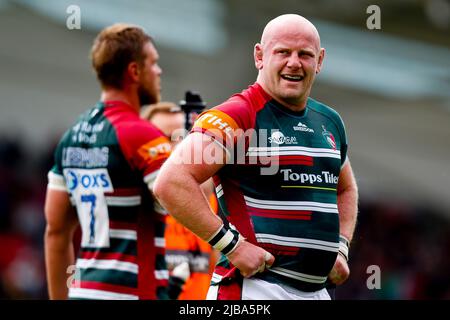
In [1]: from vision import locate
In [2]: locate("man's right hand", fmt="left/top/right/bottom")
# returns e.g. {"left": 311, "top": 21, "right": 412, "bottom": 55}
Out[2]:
{"left": 227, "top": 240, "right": 275, "bottom": 278}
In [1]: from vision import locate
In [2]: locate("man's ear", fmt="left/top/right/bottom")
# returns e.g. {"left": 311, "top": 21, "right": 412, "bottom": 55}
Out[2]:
{"left": 316, "top": 48, "right": 325, "bottom": 74}
{"left": 127, "top": 61, "right": 140, "bottom": 82}
{"left": 254, "top": 43, "right": 263, "bottom": 70}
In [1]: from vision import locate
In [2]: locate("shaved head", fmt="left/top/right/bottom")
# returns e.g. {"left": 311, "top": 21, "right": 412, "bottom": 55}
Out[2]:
{"left": 254, "top": 14, "right": 325, "bottom": 111}
{"left": 261, "top": 14, "right": 321, "bottom": 51}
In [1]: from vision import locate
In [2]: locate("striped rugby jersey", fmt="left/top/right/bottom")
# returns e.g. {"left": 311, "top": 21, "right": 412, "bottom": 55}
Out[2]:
{"left": 192, "top": 83, "right": 348, "bottom": 293}
{"left": 48, "top": 100, "right": 171, "bottom": 300}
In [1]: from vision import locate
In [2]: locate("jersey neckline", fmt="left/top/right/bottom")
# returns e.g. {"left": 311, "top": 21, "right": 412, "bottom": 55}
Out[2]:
{"left": 253, "top": 82, "right": 309, "bottom": 118}
{"left": 101, "top": 100, "right": 138, "bottom": 114}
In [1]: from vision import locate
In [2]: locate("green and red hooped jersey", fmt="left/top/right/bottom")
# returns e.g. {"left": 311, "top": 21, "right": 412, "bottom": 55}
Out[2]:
{"left": 192, "top": 83, "right": 348, "bottom": 294}
{"left": 48, "top": 101, "right": 171, "bottom": 300}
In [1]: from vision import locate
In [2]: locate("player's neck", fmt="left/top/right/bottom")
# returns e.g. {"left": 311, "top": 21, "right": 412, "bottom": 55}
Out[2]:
{"left": 256, "top": 80, "right": 307, "bottom": 112}
{"left": 100, "top": 87, "right": 140, "bottom": 113}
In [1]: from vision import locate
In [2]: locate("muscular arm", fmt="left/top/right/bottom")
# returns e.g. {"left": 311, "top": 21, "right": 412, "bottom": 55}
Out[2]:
{"left": 337, "top": 161, "right": 358, "bottom": 242}
{"left": 154, "top": 132, "right": 274, "bottom": 277}
{"left": 44, "top": 188, "right": 79, "bottom": 299}
{"left": 154, "top": 133, "right": 225, "bottom": 238}
{"left": 328, "top": 160, "right": 358, "bottom": 285}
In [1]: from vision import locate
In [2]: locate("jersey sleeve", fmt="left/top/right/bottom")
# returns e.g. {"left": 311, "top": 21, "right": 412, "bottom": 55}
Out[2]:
{"left": 47, "top": 133, "right": 69, "bottom": 192}
{"left": 116, "top": 121, "right": 172, "bottom": 190}
{"left": 191, "top": 97, "right": 254, "bottom": 155}
{"left": 336, "top": 114, "right": 348, "bottom": 168}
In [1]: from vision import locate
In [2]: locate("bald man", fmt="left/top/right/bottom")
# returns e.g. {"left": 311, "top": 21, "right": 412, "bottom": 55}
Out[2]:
{"left": 154, "top": 14, "right": 358, "bottom": 300}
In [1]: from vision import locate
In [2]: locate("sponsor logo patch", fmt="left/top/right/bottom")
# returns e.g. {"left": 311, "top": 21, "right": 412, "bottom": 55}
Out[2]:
{"left": 268, "top": 131, "right": 297, "bottom": 145}
{"left": 293, "top": 121, "right": 314, "bottom": 133}
{"left": 63, "top": 168, "right": 113, "bottom": 193}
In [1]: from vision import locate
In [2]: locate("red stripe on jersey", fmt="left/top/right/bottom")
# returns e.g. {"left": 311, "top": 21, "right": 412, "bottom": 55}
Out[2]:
{"left": 259, "top": 243, "right": 300, "bottom": 256}
{"left": 79, "top": 251, "right": 137, "bottom": 264}
{"left": 220, "top": 178, "right": 258, "bottom": 245}
{"left": 155, "top": 214, "right": 166, "bottom": 223}
{"left": 278, "top": 155, "right": 314, "bottom": 166}
{"left": 157, "top": 279, "right": 169, "bottom": 287}
{"left": 213, "top": 265, "right": 243, "bottom": 300}
{"left": 248, "top": 208, "right": 312, "bottom": 221}
{"left": 214, "top": 265, "right": 236, "bottom": 278}
{"left": 144, "top": 158, "right": 166, "bottom": 178}
{"left": 218, "top": 278, "right": 243, "bottom": 300}
{"left": 109, "top": 221, "right": 137, "bottom": 231}
{"left": 137, "top": 210, "right": 156, "bottom": 299}
{"left": 76, "top": 280, "right": 138, "bottom": 295}
{"left": 104, "top": 188, "right": 141, "bottom": 197}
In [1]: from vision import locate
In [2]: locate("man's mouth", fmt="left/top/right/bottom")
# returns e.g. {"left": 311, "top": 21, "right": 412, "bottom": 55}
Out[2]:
{"left": 281, "top": 74, "right": 304, "bottom": 82}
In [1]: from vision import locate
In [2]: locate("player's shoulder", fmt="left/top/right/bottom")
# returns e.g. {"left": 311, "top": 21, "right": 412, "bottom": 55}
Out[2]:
{"left": 55, "top": 105, "right": 99, "bottom": 144}
{"left": 116, "top": 116, "right": 167, "bottom": 146}
{"left": 207, "top": 83, "right": 270, "bottom": 129}
{"left": 307, "top": 97, "right": 345, "bottom": 126}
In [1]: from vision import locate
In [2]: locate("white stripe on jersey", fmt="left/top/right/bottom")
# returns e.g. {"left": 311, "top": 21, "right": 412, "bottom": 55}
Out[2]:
{"left": 247, "top": 146, "right": 340, "bottom": 159}
{"left": 76, "top": 258, "right": 138, "bottom": 274}
{"left": 215, "top": 184, "right": 224, "bottom": 198}
{"left": 105, "top": 196, "right": 141, "bottom": 206}
{"left": 109, "top": 229, "right": 137, "bottom": 240}
{"left": 68, "top": 287, "right": 138, "bottom": 300}
{"left": 210, "top": 272, "right": 223, "bottom": 284}
{"left": 269, "top": 267, "right": 328, "bottom": 284}
{"left": 256, "top": 233, "right": 339, "bottom": 252}
{"left": 155, "top": 270, "right": 169, "bottom": 280}
{"left": 154, "top": 201, "right": 168, "bottom": 215}
{"left": 215, "top": 184, "right": 223, "bottom": 193}
{"left": 244, "top": 196, "right": 338, "bottom": 214}
{"left": 47, "top": 172, "right": 68, "bottom": 192}
{"left": 144, "top": 170, "right": 160, "bottom": 190}
{"left": 154, "top": 237, "right": 165, "bottom": 248}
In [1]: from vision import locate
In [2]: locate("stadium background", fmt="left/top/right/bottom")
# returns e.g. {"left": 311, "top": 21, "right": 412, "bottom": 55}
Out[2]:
{"left": 0, "top": 0, "right": 449, "bottom": 299}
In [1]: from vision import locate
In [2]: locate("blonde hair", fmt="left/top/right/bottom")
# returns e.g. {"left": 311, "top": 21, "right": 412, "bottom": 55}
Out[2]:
{"left": 141, "top": 102, "right": 183, "bottom": 121}
{"left": 91, "top": 23, "right": 152, "bottom": 89}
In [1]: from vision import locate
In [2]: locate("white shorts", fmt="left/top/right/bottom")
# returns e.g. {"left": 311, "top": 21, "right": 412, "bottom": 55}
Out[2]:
{"left": 206, "top": 277, "right": 331, "bottom": 300}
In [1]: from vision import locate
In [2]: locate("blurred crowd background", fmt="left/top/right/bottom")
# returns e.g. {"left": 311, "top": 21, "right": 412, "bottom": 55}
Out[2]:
{"left": 0, "top": 0, "right": 449, "bottom": 299}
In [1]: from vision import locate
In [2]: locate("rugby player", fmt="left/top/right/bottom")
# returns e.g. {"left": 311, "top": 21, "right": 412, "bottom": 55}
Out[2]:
{"left": 153, "top": 14, "right": 358, "bottom": 300}
{"left": 44, "top": 24, "right": 171, "bottom": 300}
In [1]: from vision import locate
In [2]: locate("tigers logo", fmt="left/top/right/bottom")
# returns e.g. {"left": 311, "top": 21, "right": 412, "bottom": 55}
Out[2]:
{"left": 322, "top": 125, "right": 336, "bottom": 150}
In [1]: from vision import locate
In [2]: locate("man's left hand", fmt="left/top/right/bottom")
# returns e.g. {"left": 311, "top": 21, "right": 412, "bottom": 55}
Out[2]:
{"left": 328, "top": 253, "right": 350, "bottom": 286}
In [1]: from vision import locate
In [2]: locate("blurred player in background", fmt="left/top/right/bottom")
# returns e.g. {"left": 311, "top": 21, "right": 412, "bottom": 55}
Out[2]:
{"left": 154, "top": 14, "right": 358, "bottom": 300}
{"left": 44, "top": 24, "right": 171, "bottom": 300}
{"left": 141, "top": 101, "right": 219, "bottom": 300}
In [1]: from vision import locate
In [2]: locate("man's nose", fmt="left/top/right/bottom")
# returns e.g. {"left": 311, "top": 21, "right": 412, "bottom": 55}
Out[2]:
{"left": 286, "top": 53, "right": 301, "bottom": 69}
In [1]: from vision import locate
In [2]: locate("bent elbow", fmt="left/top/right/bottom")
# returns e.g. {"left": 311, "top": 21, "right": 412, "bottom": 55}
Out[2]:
{"left": 153, "top": 173, "right": 170, "bottom": 201}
